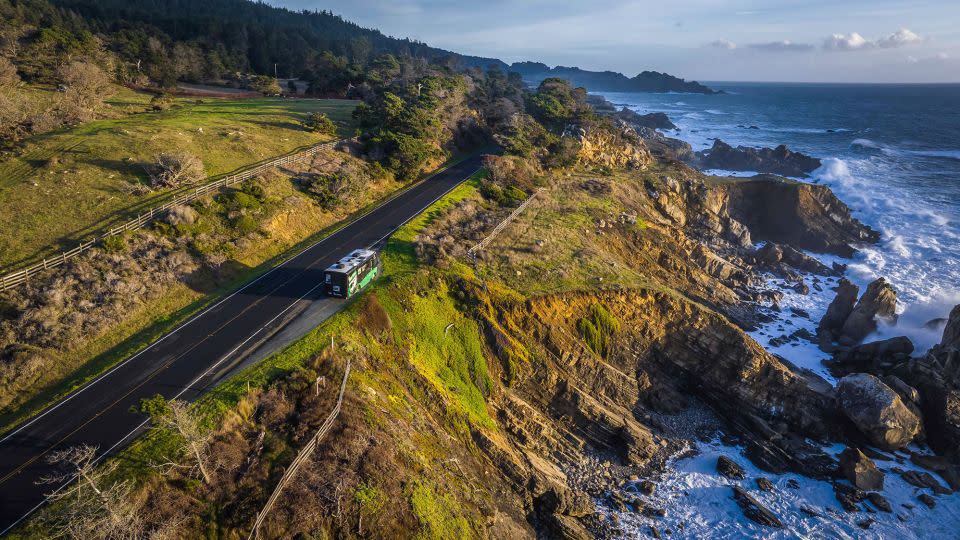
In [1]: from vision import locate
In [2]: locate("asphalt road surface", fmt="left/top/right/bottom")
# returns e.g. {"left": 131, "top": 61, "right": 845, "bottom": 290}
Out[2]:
{"left": 0, "top": 153, "right": 484, "bottom": 533}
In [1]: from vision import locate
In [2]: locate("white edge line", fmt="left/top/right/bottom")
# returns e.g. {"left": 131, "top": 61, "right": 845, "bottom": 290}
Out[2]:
{"left": 0, "top": 159, "right": 484, "bottom": 534}
{"left": 0, "top": 156, "right": 479, "bottom": 445}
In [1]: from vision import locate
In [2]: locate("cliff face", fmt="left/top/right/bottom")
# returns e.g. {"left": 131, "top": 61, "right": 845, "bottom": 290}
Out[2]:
{"left": 710, "top": 176, "right": 879, "bottom": 257}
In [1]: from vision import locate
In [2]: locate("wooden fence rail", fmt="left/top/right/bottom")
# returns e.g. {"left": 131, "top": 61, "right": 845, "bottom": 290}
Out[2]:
{"left": 0, "top": 140, "right": 339, "bottom": 292}
{"left": 248, "top": 359, "right": 351, "bottom": 539}
{"left": 468, "top": 188, "right": 543, "bottom": 255}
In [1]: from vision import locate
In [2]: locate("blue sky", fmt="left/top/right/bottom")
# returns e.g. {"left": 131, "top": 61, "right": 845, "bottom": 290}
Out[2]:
{"left": 268, "top": 0, "right": 960, "bottom": 82}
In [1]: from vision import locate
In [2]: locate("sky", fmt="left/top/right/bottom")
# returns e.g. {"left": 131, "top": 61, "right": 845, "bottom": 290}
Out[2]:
{"left": 267, "top": 0, "right": 960, "bottom": 83}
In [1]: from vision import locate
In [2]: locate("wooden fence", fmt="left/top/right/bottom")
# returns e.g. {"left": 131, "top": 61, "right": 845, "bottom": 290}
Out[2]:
{"left": 248, "top": 359, "right": 351, "bottom": 539}
{"left": 0, "top": 140, "right": 339, "bottom": 292}
{"left": 468, "top": 188, "right": 543, "bottom": 255}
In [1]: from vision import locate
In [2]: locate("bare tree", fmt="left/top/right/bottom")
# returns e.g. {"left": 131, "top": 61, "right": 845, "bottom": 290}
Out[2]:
{"left": 57, "top": 61, "right": 116, "bottom": 123}
{"left": 148, "top": 151, "right": 205, "bottom": 188}
{"left": 0, "top": 56, "right": 19, "bottom": 87}
{"left": 38, "top": 445, "right": 143, "bottom": 540}
{"left": 144, "top": 397, "right": 214, "bottom": 484}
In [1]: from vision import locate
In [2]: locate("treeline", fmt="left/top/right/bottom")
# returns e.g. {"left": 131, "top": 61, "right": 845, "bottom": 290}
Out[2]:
{"left": 1, "top": 0, "right": 504, "bottom": 89}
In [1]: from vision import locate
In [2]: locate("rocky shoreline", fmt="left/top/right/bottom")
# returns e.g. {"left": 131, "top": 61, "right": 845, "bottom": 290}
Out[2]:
{"left": 532, "top": 94, "right": 960, "bottom": 538}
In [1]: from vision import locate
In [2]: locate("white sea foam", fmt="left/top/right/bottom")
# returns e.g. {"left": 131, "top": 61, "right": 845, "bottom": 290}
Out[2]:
{"left": 605, "top": 440, "right": 960, "bottom": 540}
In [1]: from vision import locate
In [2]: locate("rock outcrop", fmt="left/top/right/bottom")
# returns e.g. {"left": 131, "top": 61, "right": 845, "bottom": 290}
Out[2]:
{"left": 839, "top": 447, "right": 884, "bottom": 490}
{"left": 715, "top": 176, "right": 880, "bottom": 257}
{"left": 837, "top": 373, "right": 921, "bottom": 450}
{"left": 818, "top": 279, "right": 860, "bottom": 350}
{"left": 840, "top": 279, "right": 898, "bottom": 343}
{"left": 694, "top": 140, "right": 822, "bottom": 178}
{"left": 819, "top": 278, "right": 898, "bottom": 348}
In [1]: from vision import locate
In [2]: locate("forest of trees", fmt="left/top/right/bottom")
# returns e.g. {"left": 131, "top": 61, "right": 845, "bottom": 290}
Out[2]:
{"left": 0, "top": 0, "right": 505, "bottom": 89}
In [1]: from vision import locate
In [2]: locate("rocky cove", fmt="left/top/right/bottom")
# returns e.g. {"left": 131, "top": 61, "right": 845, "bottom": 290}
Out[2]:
{"left": 418, "top": 107, "right": 960, "bottom": 537}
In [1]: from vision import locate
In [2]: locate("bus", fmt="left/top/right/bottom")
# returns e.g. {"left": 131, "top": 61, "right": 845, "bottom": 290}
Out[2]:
{"left": 323, "top": 249, "right": 381, "bottom": 298}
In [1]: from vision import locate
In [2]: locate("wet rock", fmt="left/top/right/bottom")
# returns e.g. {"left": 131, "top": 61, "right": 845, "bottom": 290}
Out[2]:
{"left": 787, "top": 479, "right": 801, "bottom": 489}
{"left": 717, "top": 455, "right": 746, "bottom": 479}
{"left": 918, "top": 493, "right": 937, "bottom": 509}
{"left": 829, "top": 336, "right": 914, "bottom": 375}
{"left": 800, "top": 505, "right": 822, "bottom": 517}
{"left": 732, "top": 486, "right": 783, "bottom": 528}
{"left": 837, "top": 373, "right": 921, "bottom": 450}
{"left": 909, "top": 453, "right": 960, "bottom": 491}
{"left": 754, "top": 242, "right": 834, "bottom": 276}
{"left": 833, "top": 482, "right": 866, "bottom": 512}
{"left": 900, "top": 470, "right": 951, "bottom": 495}
{"left": 857, "top": 518, "right": 875, "bottom": 529}
{"left": 649, "top": 525, "right": 662, "bottom": 539}
{"left": 840, "top": 278, "right": 898, "bottom": 344}
{"left": 839, "top": 447, "right": 884, "bottom": 491}
{"left": 756, "top": 477, "right": 775, "bottom": 492}
{"left": 867, "top": 492, "right": 892, "bottom": 513}
{"left": 638, "top": 480, "right": 656, "bottom": 495}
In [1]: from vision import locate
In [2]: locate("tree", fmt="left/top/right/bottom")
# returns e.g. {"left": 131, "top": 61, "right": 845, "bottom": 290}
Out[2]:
{"left": 57, "top": 61, "right": 116, "bottom": 123}
{"left": 148, "top": 151, "right": 205, "bottom": 188}
{"left": 140, "top": 395, "right": 215, "bottom": 485}
{"left": 302, "top": 111, "right": 337, "bottom": 135}
{"left": 38, "top": 445, "right": 144, "bottom": 539}
{"left": 250, "top": 75, "right": 282, "bottom": 95}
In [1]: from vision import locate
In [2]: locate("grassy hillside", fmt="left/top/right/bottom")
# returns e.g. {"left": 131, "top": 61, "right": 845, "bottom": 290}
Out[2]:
{"left": 0, "top": 89, "right": 357, "bottom": 269}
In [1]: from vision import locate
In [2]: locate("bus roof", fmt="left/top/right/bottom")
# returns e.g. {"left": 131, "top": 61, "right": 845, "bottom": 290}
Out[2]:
{"left": 325, "top": 249, "right": 377, "bottom": 274}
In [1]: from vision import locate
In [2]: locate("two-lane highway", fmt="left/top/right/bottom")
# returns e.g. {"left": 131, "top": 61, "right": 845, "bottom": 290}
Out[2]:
{"left": 0, "top": 154, "right": 483, "bottom": 533}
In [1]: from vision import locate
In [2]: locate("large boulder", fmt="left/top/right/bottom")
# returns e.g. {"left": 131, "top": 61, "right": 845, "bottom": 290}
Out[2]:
{"left": 838, "top": 447, "right": 884, "bottom": 490}
{"left": 837, "top": 373, "right": 921, "bottom": 450}
{"left": 840, "top": 278, "right": 898, "bottom": 344}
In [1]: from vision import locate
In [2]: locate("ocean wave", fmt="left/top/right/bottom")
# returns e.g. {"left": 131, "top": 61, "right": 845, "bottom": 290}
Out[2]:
{"left": 851, "top": 139, "right": 960, "bottom": 160}
{"left": 907, "top": 149, "right": 960, "bottom": 160}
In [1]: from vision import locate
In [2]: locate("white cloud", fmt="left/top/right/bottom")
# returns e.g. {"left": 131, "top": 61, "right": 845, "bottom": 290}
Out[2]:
{"left": 707, "top": 39, "right": 736, "bottom": 50}
{"left": 825, "top": 28, "right": 924, "bottom": 51}
{"left": 878, "top": 28, "right": 922, "bottom": 48}
{"left": 937, "top": 52, "right": 950, "bottom": 60}
{"left": 747, "top": 40, "right": 815, "bottom": 52}
{"left": 824, "top": 32, "right": 870, "bottom": 50}
{"left": 906, "top": 55, "right": 919, "bottom": 63}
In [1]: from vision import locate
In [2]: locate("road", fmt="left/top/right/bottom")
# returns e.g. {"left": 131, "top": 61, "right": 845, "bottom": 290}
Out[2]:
{"left": 0, "top": 154, "right": 483, "bottom": 533}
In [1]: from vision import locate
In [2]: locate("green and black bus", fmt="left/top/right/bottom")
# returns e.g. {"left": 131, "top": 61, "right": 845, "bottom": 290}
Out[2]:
{"left": 324, "top": 249, "right": 381, "bottom": 298}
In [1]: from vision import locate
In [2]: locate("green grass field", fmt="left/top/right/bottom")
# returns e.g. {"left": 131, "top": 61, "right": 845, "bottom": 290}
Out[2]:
{"left": 0, "top": 88, "right": 357, "bottom": 269}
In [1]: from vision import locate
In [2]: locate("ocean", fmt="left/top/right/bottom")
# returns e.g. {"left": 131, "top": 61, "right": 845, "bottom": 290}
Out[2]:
{"left": 595, "top": 84, "right": 960, "bottom": 539}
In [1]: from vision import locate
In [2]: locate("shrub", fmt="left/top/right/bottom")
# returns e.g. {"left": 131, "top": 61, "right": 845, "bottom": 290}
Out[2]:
{"left": 149, "top": 151, "right": 205, "bottom": 188}
{"left": 165, "top": 205, "right": 198, "bottom": 226}
{"left": 232, "top": 214, "right": 258, "bottom": 234}
{"left": 301, "top": 111, "right": 337, "bottom": 135}
{"left": 578, "top": 303, "right": 619, "bottom": 357}
{"left": 101, "top": 234, "right": 127, "bottom": 254}
{"left": 150, "top": 93, "right": 174, "bottom": 112}
{"left": 577, "top": 318, "right": 603, "bottom": 356}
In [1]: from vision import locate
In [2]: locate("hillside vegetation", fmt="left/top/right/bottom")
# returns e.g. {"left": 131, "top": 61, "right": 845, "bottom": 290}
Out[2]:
{"left": 0, "top": 92, "right": 355, "bottom": 268}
